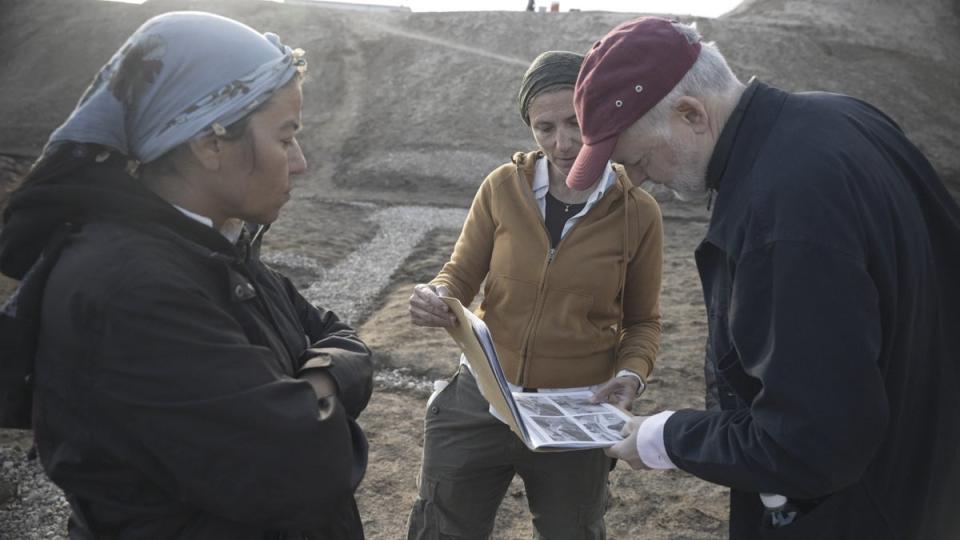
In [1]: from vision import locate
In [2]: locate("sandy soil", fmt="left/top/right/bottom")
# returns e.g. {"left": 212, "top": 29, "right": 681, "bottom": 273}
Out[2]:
{"left": 2, "top": 0, "right": 958, "bottom": 200}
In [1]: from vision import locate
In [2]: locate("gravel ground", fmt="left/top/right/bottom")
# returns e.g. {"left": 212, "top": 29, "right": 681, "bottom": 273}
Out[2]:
{"left": 300, "top": 205, "right": 467, "bottom": 326}
{"left": 0, "top": 433, "right": 69, "bottom": 539}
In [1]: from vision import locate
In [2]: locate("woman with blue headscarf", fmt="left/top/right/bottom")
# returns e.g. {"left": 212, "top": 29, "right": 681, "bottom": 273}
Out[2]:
{"left": 0, "top": 12, "right": 372, "bottom": 539}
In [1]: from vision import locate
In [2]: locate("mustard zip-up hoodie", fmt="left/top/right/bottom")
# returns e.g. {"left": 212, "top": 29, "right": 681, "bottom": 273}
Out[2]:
{"left": 433, "top": 151, "right": 663, "bottom": 388}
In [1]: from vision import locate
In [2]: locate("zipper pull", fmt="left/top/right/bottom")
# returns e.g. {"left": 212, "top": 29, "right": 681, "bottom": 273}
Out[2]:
{"left": 547, "top": 248, "right": 556, "bottom": 264}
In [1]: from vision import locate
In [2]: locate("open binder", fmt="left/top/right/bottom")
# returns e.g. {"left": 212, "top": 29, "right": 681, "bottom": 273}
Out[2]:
{"left": 440, "top": 296, "right": 630, "bottom": 451}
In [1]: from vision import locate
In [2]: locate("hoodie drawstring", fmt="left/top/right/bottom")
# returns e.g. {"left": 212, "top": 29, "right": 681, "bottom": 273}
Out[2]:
{"left": 614, "top": 177, "right": 630, "bottom": 364}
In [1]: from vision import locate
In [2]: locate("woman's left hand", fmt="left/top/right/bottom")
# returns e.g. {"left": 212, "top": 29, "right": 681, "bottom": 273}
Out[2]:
{"left": 590, "top": 375, "right": 641, "bottom": 411}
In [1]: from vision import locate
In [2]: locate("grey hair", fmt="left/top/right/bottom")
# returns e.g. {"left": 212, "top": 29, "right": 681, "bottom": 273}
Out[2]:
{"left": 634, "top": 22, "right": 742, "bottom": 136}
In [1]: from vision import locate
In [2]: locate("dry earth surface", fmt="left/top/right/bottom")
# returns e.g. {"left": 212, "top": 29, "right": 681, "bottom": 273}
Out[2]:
{"left": 1, "top": 0, "right": 958, "bottom": 538}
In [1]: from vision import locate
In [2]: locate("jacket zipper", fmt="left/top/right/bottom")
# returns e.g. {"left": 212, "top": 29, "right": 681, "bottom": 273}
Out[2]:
{"left": 514, "top": 160, "right": 594, "bottom": 385}
{"left": 513, "top": 161, "right": 629, "bottom": 386}
{"left": 514, "top": 163, "right": 549, "bottom": 386}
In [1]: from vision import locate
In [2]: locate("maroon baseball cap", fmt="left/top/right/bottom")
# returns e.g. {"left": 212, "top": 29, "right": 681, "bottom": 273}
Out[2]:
{"left": 567, "top": 17, "right": 701, "bottom": 190}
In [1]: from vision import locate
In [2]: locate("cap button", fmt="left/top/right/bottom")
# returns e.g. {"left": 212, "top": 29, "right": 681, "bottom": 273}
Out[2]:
{"left": 635, "top": 85, "right": 644, "bottom": 93}
{"left": 615, "top": 99, "right": 623, "bottom": 108}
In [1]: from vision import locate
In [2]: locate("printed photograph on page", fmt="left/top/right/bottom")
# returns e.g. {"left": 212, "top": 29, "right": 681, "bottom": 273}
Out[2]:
{"left": 529, "top": 415, "right": 593, "bottom": 444}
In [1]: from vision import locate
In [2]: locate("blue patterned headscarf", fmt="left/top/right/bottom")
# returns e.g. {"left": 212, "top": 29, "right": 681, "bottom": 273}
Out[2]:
{"left": 47, "top": 11, "right": 307, "bottom": 164}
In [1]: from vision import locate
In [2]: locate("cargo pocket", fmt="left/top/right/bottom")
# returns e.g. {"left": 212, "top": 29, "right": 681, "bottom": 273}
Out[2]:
{"left": 406, "top": 483, "right": 444, "bottom": 540}
{"left": 760, "top": 483, "right": 892, "bottom": 540}
{"left": 423, "top": 371, "right": 460, "bottom": 429}
{"left": 426, "top": 370, "right": 459, "bottom": 410}
{"left": 758, "top": 493, "right": 844, "bottom": 540}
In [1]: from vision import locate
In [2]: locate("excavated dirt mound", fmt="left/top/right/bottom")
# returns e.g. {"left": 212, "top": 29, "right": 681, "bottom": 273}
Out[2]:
{"left": 1, "top": 0, "right": 958, "bottom": 201}
{"left": 0, "top": 0, "right": 957, "bottom": 538}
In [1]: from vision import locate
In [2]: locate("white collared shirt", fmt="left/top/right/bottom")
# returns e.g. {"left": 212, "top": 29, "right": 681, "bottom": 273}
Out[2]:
{"left": 173, "top": 205, "right": 244, "bottom": 244}
{"left": 530, "top": 156, "right": 617, "bottom": 241}
{"left": 173, "top": 204, "right": 213, "bottom": 228}
{"left": 636, "top": 411, "right": 677, "bottom": 469}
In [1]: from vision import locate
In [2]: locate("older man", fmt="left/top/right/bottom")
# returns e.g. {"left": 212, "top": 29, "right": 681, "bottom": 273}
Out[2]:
{"left": 579, "top": 17, "right": 960, "bottom": 540}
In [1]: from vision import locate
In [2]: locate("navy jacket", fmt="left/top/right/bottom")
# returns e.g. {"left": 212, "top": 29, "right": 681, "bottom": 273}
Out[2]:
{"left": 664, "top": 81, "right": 960, "bottom": 539}
{"left": 0, "top": 162, "right": 373, "bottom": 539}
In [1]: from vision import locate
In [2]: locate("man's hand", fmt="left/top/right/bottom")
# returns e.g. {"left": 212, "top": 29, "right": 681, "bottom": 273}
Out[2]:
{"left": 605, "top": 415, "right": 650, "bottom": 469}
{"left": 591, "top": 374, "right": 641, "bottom": 411}
{"left": 408, "top": 283, "right": 457, "bottom": 327}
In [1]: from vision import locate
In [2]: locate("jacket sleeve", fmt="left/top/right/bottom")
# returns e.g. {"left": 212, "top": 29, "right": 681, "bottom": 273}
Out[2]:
{"left": 703, "top": 359, "right": 721, "bottom": 411}
{"left": 616, "top": 193, "right": 663, "bottom": 379}
{"left": 662, "top": 240, "right": 888, "bottom": 499}
{"left": 280, "top": 274, "right": 373, "bottom": 419}
{"left": 430, "top": 173, "right": 497, "bottom": 306}
{"left": 87, "top": 278, "right": 367, "bottom": 531}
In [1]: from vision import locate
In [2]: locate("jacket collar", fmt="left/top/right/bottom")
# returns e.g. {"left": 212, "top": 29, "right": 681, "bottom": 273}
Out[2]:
{"left": 513, "top": 149, "right": 628, "bottom": 197}
{"left": 512, "top": 150, "right": 541, "bottom": 184}
{"left": 702, "top": 80, "right": 789, "bottom": 249}
{"left": 706, "top": 77, "right": 762, "bottom": 192}
{"left": 530, "top": 154, "right": 616, "bottom": 207}
{"left": 0, "top": 164, "right": 247, "bottom": 278}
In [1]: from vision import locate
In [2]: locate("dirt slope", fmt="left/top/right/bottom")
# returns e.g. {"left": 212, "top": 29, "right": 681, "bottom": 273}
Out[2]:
{"left": 0, "top": 0, "right": 957, "bottom": 201}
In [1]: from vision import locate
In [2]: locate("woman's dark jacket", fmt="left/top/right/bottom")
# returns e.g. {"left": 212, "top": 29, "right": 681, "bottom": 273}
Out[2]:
{"left": 669, "top": 81, "right": 960, "bottom": 539}
{"left": 0, "top": 163, "right": 373, "bottom": 539}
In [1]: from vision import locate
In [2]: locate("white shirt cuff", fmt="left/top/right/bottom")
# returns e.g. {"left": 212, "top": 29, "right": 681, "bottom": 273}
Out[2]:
{"left": 636, "top": 410, "right": 677, "bottom": 469}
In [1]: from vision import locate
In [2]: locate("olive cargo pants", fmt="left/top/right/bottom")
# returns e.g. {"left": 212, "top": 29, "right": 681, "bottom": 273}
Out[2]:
{"left": 406, "top": 369, "right": 611, "bottom": 539}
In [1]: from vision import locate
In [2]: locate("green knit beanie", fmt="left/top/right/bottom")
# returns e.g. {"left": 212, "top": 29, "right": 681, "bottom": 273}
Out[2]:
{"left": 518, "top": 51, "right": 584, "bottom": 125}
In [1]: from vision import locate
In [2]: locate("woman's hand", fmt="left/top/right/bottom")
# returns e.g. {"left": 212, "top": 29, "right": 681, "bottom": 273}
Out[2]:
{"left": 591, "top": 374, "right": 641, "bottom": 411}
{"left": 408, "top": 283, "right": 458, "bottom": 327}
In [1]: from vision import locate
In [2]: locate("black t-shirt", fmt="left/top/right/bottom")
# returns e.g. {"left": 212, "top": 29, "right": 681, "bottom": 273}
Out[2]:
{"left": 544, "top": 192, "right": 586, "bottom": 248}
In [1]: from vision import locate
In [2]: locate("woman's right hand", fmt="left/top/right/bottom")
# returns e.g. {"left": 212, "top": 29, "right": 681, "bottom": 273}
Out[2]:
{"left": 409, "top": 283, "right": 458, "bottom": 327}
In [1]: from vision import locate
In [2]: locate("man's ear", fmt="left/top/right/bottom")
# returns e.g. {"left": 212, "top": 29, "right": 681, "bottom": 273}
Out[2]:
{"left": 674, "top": 96, "right": 709, "bottom": 134}
{"left": 187, "top": 132, "right": 222, "bottom": 172}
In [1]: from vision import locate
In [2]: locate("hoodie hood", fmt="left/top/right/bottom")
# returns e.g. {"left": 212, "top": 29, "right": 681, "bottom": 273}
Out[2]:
{"left": 0, "top": 163, "right": 234, "bottom": 280}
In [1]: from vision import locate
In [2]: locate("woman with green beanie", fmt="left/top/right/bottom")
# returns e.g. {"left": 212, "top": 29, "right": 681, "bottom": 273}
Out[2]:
{"left": 406, "top": 50, "right": 664, "bottom": 539}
